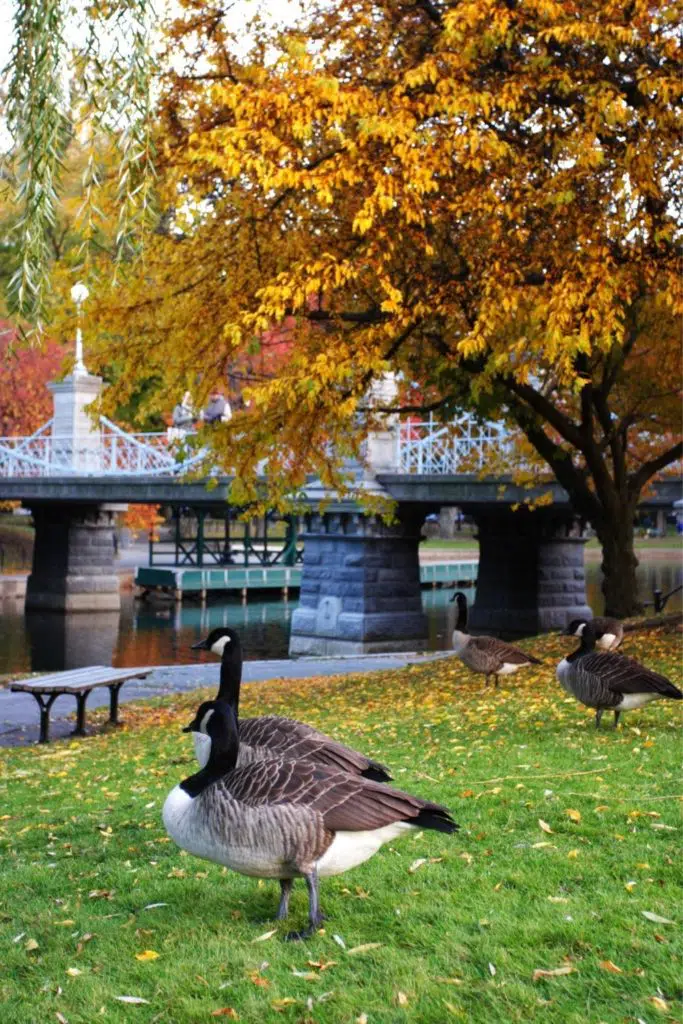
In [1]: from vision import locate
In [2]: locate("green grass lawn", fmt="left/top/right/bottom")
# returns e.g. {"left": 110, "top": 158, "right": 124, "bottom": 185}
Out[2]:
{"left": 421, "top": 535, "right": 683, "bottom": 553}
{"left": 1, "top": 627, "right": 681, "bottom": 1024}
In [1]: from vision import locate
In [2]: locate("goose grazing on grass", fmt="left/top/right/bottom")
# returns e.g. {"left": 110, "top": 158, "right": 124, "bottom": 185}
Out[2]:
{"left": 450, "top": 592, "right": 542, "bottom": 687}
{"left": 191, "top": 627, "right": 391, "bottom": 781}
{"left": 163, "top": 701, "right": 458, "bottom": 940}
{"left": 556, "top": 622, "right": 682, "bottom": 728}
{"left": 564, "top": 616, "right": 624, "bottom": 651}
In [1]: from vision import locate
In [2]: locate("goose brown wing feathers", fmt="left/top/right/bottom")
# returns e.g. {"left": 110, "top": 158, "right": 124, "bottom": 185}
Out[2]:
{"left": 578, "top": 652, "right": 682, "bottom": 698}
{"left": 468, "top": 636, "right": 541, "bottom": 667}
{"left": 219, "top": 757, "right": 457, "bottom": 833}
{"left": 240, "top": 715, "right": 391, "bottom": 781}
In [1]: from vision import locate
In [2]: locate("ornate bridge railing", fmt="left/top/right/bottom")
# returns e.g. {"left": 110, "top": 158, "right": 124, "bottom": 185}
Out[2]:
{"left": 0, "top": 418, "right": 204, "bottom": 478}
{"left": 397, "top": 414, "right": 509, "bottom": 474}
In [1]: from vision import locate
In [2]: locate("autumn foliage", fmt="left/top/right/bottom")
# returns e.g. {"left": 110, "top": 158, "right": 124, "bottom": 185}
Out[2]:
{"left": 0, "top": 322, "right": 65, "bottom": 436}
{"left": 78, "top": 0, "right": 681, "bottom": 614}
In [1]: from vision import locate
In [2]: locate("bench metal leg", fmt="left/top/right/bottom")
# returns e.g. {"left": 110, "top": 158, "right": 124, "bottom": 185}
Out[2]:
{"left": 32, "top": 693, "right": 60, "bottom": 744}
{"left": 108, "top": 682, "right": 124, "bottom": 726}
{"left": 72, "top": 691, "right": 90, "bottom": 737}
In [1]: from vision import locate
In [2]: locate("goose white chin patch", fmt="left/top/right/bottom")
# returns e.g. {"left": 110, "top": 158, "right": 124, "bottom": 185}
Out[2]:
{"left": 211, "top": 636, "right": 232, "bottom": 657}
{"left": 194, "top": 731, "right": 211, "bottom": 768}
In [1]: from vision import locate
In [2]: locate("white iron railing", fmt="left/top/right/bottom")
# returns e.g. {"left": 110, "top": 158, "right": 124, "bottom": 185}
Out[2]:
{"left": 397, "top": 413, "right": 509, "bottom": 474}
{"left": 0, "top": 417, "right": 204, "bottom": 478}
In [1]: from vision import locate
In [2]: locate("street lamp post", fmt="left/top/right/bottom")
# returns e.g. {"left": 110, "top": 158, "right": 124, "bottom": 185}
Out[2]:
{"left": 70, "top": 282, "right": 90, "bottom": 376}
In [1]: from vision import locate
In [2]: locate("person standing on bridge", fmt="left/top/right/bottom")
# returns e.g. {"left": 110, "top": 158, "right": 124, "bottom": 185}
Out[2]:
{"left": 202, "top": 389, "right": 232, "bottom": 425}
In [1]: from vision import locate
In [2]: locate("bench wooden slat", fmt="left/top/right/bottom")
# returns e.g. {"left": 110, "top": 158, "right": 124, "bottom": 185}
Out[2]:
{"left": 10, "top": 666, "right": 152, "bottom": 695}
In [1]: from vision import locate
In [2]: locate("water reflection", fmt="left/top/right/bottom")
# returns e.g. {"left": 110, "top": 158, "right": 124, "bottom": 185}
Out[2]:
{"left": 0, "top": 552, "right": 680, "bottom": 673}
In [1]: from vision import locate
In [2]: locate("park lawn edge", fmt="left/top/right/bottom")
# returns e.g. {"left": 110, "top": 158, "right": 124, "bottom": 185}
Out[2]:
{"left": 0, "top": 625, "right": 681, "bottom": 1024}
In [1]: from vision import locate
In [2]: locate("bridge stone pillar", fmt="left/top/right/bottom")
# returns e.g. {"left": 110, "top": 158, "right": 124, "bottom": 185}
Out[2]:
{"left": 289, "top": 507, "right": 427, "bottom": 656}
{"left": 25, "top": 503, "right": 120, "bottom": 612}
{"left": 467, "top": 506, "right": 591, "bottom": 636}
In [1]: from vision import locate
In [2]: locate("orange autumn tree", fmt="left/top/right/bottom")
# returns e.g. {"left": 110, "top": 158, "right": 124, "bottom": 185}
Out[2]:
{"left": 85, "top": 0, "right": 681, "bottom": 616}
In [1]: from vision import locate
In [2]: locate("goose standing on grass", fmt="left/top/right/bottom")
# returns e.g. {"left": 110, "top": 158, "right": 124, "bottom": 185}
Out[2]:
{"left": 556, "top": 622, "right": 682, "bottom": 728}
{"left": 191, "top": 627, "right": 392, "bottom": 781}
{"left": 450, "top": 592, "right": 542, "bottom": 687}
{"left": 564, "top": 616, "right": 624, "bottom": 651}
{"left": 163, "top": 700, "right": 458, "bottom": 940}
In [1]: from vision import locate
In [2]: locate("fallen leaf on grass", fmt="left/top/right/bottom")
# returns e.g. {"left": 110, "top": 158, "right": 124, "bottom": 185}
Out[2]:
{"left": 567, "top": 849, "right": 579, "bottom": 859}
{"left": 651, "top": 823, "right": 676, "bottom": 831}
{"left": 291, "top": 970, "right": 318, "bottom": 980}
{"left": 642, "top": 911, "right": 674, "bottom": 925}
{"left": 143, "top": 903, "right": 168, "bottom": 910}
{"left": 248, "top": 971, "right": 270, "bottom": 987}
{"left": 135, "top": 950, "right": 160, "bottom": 962}
{"left": 444, "top": 1002, "right": 465, "bottom": 1017}
{"left": 332, "top": 934, "right": 346, "bottom": 949}
{"left": 565, "top": 809, "right": 581, "bottom": 823}
{"left": 271, "top": 998, "right": 297, "bottom": 1011}
{"left": 538, "top": 819, "right": 553, "bottom": 834}
{"left": 531, "top": 842, "right": 555, "bottom": 849}
{"left": 599, "top": 960, "right": 622, "bottom": 973}
{"left": 114, "top": 996, "right": 150, "bottom": 1005}
{"left": 211, "top": 1010, "right": 238, "bottom": 1019}
{"left": 54, "top": 920, "right": 75, "bottom": 927}
{"left": 355, "top": 1015, "right": 368, "bottom": 1024}
{"left": 346, "top": 943, "right": 382, "bottom": 956}
{"left": 65, "top": 968, "right": 81, "bottom": 977}
{"left": 408, "top": 858, "right": 427, "bottom": 873}
{"left": 397, "top": 991, "right": 409, "bottom": 1006}
{"left": 547, "top": 897, "right": 569, "bottom": 904}
{"left": 56, "top": 1014, "right": 69, "bottom": 1024}
{"left": 624, "top": 881, "right": 637, "bottom": 893}
{"left": 488, "top": 963, "right": 496, "bottom": 976}
{"left": 308, "top": 960, "right": 337, "bottom": 971}
{"left": 532, "top": 966, "right": 575, "bottom": 982}
{"left": 251, "top": 929, "right": 277, "bottom": 943}
{"left": 649, "top": 996, "right": 669, "bottom": 1012}
{"left": 24, "top": 939, "right": 39, "bottom": 951}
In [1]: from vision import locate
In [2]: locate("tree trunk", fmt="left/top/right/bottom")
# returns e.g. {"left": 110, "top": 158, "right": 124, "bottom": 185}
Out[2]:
{"left": 594, "top": 509, "right": 642, "bottom": 618}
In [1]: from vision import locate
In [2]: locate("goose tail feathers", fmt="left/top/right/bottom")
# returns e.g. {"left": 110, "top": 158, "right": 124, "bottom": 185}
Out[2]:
{"left": 412, "top": 805, "right": 459, "bottom": 834}
{"left": 361, "top": 762, "right": 393, "bottom": 783}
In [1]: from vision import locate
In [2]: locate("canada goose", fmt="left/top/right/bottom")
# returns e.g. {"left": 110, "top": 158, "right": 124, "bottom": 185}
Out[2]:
{"left": 451, "top": 592, "right": 542, "bottom": 687}
{"left": 163, "top": 700, "right": 458, "bottom": 940}
{"left": 564, "top": 616, "right": 624, "bottom": 651}
{"left": 556, "top": 622, "right": 682, "bottom": 728}
{"left": 191, "top": 627, "right": 391, "bottom": 781}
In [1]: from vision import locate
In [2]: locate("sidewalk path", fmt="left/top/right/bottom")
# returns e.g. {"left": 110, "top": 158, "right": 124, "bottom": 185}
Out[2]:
{"left": 0, "top": 652, "right": 451, "bottom": 748}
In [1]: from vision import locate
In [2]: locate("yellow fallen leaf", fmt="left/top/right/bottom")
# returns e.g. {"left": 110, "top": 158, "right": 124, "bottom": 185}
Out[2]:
{"left": 444, "top": 1002, "right": 465, "bottom": 1018}
{"left": 355, "top": 1015, "right": 368, "bottom": 1024}
{"left": 211, "top": 1010, "right": 238, "bottom": 1019}
{"left": 408, "top": 858, "right": 428, "bottom": 873}
{"left": 642, "top": 911, "right": 674, "bottom": 925}
{"left": 66, "top": 968, "right": 81, "bottom": 976}
{"left": 532, "top": 966, "right": 575, "bottom": 982}
{"left": 538, "top": 819, "right": 554, "bottom": 834}
{"left": 547, "top": 897, "right": 569, "bottom": 903}
{"left": 650, "top": 996, "right": 669, "bottom": 1012}
{"left": 24, "top": 939, "right": 39, "bottom": 952}
{"left": 565, "top": 809, "right": 581, "bottom": 823}
{"left": 531, "top": 842, "right": 555, "bottom": 849}
{"left": 624, "top": 881, "right": 637, "bottom": 893}
{"left": 397, "top": 991, "right": 409, "bottom": 1006}
{"left": 599, "top": 960, "right": 622, "bottom": 973}
{"left": 135, "top": 950, "right": 160, "bottom": 962}
{"left": 346, "top": 943, "right": 382, "bottom": 956}
{"left": 251, "top": 930, "right": 277, "bottom": 943}
{"left": 271, "top": 998, "right": 297, "bottom": 1010}
{"left": 567, "top": 849, "right": 579, "bottom": 859}
{"left": 54, "top": 920, "right": 75, "bottom": 927}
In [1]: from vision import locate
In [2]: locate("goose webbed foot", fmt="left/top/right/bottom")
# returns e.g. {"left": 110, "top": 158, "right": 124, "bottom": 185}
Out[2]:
{"left": 285, "top": 869, "right": 324, "bottom": 942}
{"left": 275, "top": 878, "right": 293, "bottom": 921}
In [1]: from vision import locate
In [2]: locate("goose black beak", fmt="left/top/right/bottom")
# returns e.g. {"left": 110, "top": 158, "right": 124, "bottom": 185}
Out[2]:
{"left": 191, "top": 638, "right": 209, "bottom": 650}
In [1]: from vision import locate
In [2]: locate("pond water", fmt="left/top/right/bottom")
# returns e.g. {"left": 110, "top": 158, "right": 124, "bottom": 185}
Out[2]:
{"left": 0, "top": 553, "right": 680, "bottom": 674}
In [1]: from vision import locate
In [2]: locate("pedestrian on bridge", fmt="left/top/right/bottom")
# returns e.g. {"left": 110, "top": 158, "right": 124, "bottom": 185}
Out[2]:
{"left": 201, "top": 389, "right": 232, "bottom": 425}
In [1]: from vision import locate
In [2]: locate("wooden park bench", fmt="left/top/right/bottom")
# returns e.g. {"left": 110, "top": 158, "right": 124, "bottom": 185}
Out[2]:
{"left": 10, "top": 666, "right": 152, "bottom": 743}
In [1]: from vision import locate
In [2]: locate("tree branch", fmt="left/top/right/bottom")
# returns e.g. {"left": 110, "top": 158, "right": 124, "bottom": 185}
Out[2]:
{"left": 629, "top": 441, "right": 683, "bottom": 497}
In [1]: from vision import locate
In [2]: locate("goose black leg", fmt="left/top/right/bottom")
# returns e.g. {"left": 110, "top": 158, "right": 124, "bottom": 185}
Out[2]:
{"left": 285, "top": 869, "right": 323, "bottom": 942}
{"left": 613, "top": 710, "right": 621, "bottom": 730}
{"left": 595, "top": 709, "right": 603, "bottom": 729}
{"left": 494, "top": 675, "right": 499, "bottom": 689}
{"left": 275, "top": 879, "right": 293, "bottom": 920}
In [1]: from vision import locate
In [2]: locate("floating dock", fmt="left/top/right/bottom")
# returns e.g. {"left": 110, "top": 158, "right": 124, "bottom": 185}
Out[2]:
{"left": 135, "top": 560, "right": 478, "bottom": 601}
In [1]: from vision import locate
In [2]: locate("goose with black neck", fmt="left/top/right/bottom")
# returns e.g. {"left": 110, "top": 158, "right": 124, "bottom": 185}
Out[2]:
{"left": 191, "top": 627, "right": 392, "bottom": 780}
{"left": 163, "top": 700, "right": 458, "bottom": 940}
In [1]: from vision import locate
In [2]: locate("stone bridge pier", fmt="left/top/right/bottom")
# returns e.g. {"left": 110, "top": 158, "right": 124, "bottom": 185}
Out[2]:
{"left": 26, "top": 503, "right": 121, "bottom": 612}
{"left": 289, "top": 507, "right": 427, "bottom": 656}
{"left": 462, "top": 505, "right": 591, "bottom": 636}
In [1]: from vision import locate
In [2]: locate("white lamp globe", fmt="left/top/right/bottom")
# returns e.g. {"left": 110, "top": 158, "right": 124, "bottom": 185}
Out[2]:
{"left": 70, "top": 282, "right": 90, "bottom": 306}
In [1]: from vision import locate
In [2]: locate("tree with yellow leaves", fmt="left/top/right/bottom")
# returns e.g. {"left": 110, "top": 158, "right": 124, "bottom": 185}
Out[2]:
{"left": 76, "top": 0, "right": 681, "bottom": 616}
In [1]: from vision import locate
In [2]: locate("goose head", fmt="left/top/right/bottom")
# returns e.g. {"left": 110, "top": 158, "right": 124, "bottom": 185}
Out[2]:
{"left": 563, "top": 619, "right": 588, "bottom": 637}
{"left": 450, "top": 591, "right": 468, "bottom": 633}
{"left": 191, "top": 626, "right": 242, "bottom": 659}
{"left": 183, "top": 700, "right": 239, "bottom": 772}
